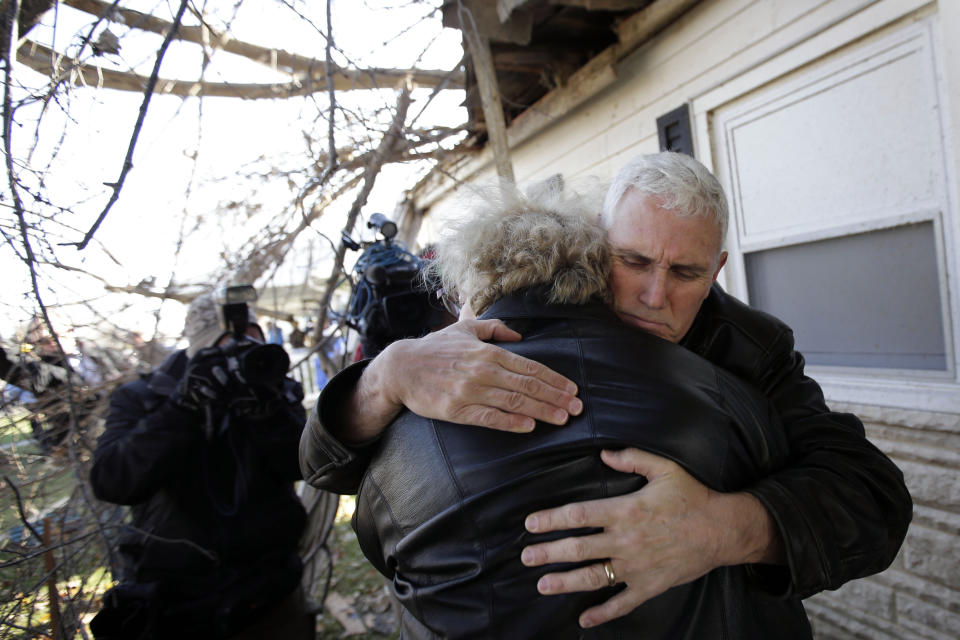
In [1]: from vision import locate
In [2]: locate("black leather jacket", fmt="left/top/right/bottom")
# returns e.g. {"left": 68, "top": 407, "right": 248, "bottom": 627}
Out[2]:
{"left": 681, "top": 286, "right": 912, "bottom": 598}
{"left": 352, "top": 293, "right": 810, "bottom": 638}
{"left": 91, "top": 350, "right": 308, "bottom": 621}
{"left": 300, "top": 287, "right": 912, "bottom": 635}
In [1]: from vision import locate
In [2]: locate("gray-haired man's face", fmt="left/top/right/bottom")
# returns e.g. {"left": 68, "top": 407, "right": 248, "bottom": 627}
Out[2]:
{"left": 606, "top": 190, "right": 726, "bottom": 343}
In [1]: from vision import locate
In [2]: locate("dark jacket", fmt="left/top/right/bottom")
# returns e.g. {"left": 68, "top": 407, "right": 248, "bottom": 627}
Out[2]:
{"left": 350, "top": 293, "right": 808, "bottom": 638}
{"left": 299, "top": 286, "right": 912, "bottom": 632}
{"left": 681, "top": 285, "right": 912, "bottom": 598}
{"left": 90, "top": 349, "right": 308, "bottom": 631}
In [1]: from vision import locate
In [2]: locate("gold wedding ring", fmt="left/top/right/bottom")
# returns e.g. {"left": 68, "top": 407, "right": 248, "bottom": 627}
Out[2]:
{"left": 602, "top": 559, "right": 617, "bottom": 587}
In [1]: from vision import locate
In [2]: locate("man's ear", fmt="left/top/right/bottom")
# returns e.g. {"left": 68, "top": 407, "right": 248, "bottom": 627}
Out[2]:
{"left": 712, "top": 251, "right": 728, "bottom": 282}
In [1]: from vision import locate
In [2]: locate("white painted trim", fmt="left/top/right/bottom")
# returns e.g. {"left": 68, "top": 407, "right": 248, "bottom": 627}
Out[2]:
{"left": 932, "top": 213, "right": 958, "bottom": 380}
{"left": 692, "top": 0, "right": 934, "bottom": 113}
{"left": 700, "top": 5, "right": 960, "bottom": 413}
{"left": 736, "top": 207, "right": 941, "bottom": 252}
{"left": 932, "top": 9, "right": 960, "bottom": 409}
{"left": 713, "top": 22, "right": 941, "bottom": 245}
{"left": 818, "top": 374, "right": 960, "bottom": 413}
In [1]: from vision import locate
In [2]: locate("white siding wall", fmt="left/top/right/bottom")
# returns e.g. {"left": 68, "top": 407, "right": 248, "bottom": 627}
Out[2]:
{"left": 416, "top": 1, "right": 960, "bottom": 637}
{"left": 806, "top": 404, "right": 960, "bottom": 639}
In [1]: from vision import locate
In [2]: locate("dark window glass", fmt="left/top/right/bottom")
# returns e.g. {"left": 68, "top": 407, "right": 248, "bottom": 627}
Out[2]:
{"left": 745, "top": 221, "right": 946, "bottom": 370}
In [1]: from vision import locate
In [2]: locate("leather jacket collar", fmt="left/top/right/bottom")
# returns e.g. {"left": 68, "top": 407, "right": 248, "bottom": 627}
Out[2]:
{"left": 481, "top": 290, "right": 620, "bottom": 326}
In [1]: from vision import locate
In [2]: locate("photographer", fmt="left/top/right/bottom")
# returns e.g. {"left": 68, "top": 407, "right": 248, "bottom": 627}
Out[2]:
{"left": 89, "top": 290, "right": 313, "bottom": 640}
{"left": 345, "top": 214, "right": 455, "bottom": 360}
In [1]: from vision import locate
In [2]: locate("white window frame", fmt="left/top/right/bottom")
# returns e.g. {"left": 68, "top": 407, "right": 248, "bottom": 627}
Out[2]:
{"left": 691, "top": 6, "right": 960, "bottom": 413}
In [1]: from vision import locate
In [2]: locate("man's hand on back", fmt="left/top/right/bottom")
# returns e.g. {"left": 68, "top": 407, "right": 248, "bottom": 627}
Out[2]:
{"left": 520, "top": 448, "right": 784, "bottom": 628}
{"left": 332, "top": 318, "right": 583, "bottom": 443}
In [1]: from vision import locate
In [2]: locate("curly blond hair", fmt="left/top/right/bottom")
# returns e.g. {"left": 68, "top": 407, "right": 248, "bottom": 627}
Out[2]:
{"left": 429, "top": 181, "right": 610, "bottom": 316}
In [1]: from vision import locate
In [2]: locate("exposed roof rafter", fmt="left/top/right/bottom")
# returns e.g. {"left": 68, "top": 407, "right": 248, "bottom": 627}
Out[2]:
{"left": 17, "top": 40, "right": 461, "bottom": 97}
{"left": 64, "top": 0, "right": 457, "bottom": 79}
{"left": 16, "top": 0, "right": 463, "bottom": 97}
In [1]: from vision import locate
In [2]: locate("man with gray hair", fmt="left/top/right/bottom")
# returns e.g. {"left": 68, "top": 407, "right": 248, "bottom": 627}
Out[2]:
{"left": 301, "top": 152, "right": 911, "bottom": 629}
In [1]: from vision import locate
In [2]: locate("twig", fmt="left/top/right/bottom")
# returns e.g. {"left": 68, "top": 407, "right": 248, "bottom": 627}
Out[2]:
{"left": 3, "top": 0, "right": 78, "bottom": 389}
{"left": 3, "top": 475, "right": 46, "bottom": 546}
{"left": 314, "top": 82, "right": 412, "bottom": 340}
{"left": 69, "top": 0, "right": 191, "bottom": 250}
{"left": 43, "top": 518, "right": 62, "bottom": 640}
{"left": 0, "top": 525, "right": 124, "bottom": 569}
{"left": 230, "top": 171, "right": 363, "bottom": 286}
{"left": 322, "top": 0, "right": 338, "bottom": 181}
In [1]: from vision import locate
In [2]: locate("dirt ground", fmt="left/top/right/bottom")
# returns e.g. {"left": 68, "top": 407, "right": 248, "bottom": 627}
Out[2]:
{"left": 314, "top": 496, "right": 400, "bottom": 639}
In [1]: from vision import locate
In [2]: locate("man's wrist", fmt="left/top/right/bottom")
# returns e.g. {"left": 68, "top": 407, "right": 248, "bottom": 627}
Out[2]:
{"left": 709, "top": 490, "right": 785, "bottom": 567}
{"left": 330, "top": 346, "right": 405, "bottom": 444}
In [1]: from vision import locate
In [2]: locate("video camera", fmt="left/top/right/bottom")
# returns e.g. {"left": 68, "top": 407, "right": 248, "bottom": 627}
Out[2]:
{"left": 214, "top": 284, "right": 289, "bottom": 390}
{"left": 342, "top": 214, "right": 449, "bottom": 358}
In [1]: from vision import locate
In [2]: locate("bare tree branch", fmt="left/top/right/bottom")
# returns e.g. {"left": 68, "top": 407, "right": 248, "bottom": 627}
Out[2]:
{"left": 4, "top": 475, "right": 46, "bottom": 545}
{"left": 315, "top": 81, "right": 412, "bottom": 341}
{"left": 68, "top": 0, "right": 190, "bottom": 250}
{"left": 230, "top": 171, "right": 364, "bottom": 285}
{"left": 102, "top": 283, "right": 196, "bottom": 303}
{"left": 4, "top": 0, "right": 78, "bottom": 386}
{"left": 321, "top": 0, "right": 338, "bottom": 182}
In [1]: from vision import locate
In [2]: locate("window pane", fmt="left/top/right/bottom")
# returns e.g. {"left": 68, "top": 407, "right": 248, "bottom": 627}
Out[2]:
{"left": 745, "top": 222, "right": 946, "bottom": 370}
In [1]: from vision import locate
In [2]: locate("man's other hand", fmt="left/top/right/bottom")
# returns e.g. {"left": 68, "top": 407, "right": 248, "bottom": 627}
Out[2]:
{"left": 344, "top": 318, "right": 583, "bottom": 442}
{"left": 520, "top": 448, "right": 783, "bottom": 628}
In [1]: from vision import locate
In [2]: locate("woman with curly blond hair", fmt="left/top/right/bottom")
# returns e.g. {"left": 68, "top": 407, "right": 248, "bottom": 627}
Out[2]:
{"left": 348, "top": 183, "right": 802, "bottom": 639}
{"left": 427, "top": 183, "right": 611, "bottom": 318}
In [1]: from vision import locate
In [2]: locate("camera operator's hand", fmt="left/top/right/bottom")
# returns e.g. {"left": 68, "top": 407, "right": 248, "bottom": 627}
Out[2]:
{"left": 226, "top": 379, "right": 284, "bottom": 421}
{"left": 220, "top": 341, "right": 288, "bottom": 421}
{"left": 170, "top": 347, "right": 234, "bottom": 415}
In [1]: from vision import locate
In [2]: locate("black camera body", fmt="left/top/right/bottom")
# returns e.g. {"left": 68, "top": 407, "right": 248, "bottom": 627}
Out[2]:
{"left": 214, "top": 285, "right": 289, "bottom": 391}
{"left": 343, "top": 215, "right": 449, "bottom": 358}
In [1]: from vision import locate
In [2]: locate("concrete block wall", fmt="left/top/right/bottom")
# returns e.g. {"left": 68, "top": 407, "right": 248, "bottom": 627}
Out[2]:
{"left": 806, "top": 404, "right": 960, "bottom": 639}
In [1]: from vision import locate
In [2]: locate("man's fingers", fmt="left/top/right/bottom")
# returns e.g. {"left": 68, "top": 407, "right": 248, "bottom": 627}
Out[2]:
{"left": 524, "top": 497, "right": 616, "bottom": 537}
{"left": 388, "top": 318, "right": 582, "bottom": 429}
{"left": 453, "top": 405, "right": 536, "bottom": 433}
{"left": 444, "top": 337, "right": 582, "bottom": 425}
{"left": 530, "top": 561, "right": 659, "bottom": 628}
{"left": 460, "top": 319, "right": 580, "bottom": 401}
{"left": 521, "top": 525, "right": 610, "bottom": 567}
{"left": 463, "top": 318, "right": 523, "bottom": 343}
{"left": 578, "top": 589, "right": 649, "bottom": 629}
{"left": 531, "top": 559, "right": 613, "bottom": 595}
{"left": 480, "top": 375, "right": 581, "bottom": 425}
{"left": 489, "top": 346, "right": 580, "bottom": 398}
{"left": 600, "top": 447, "right": 677, "bottom": 477}
{"left": 526, "top": 558, "right": 661, "bottom": 629}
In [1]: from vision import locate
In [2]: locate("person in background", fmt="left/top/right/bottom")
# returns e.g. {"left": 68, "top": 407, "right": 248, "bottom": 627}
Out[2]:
{"left": 289, "top": 319, "right": 306, "bottom": 349}
{"left": 1, "top": 319, "right": 88, "bottom": 451}
{"left": 90, "top": 292, "right": 313, "bottom": 640}
{"left": 266, "top": 321, "right": 284, "bottom": 346}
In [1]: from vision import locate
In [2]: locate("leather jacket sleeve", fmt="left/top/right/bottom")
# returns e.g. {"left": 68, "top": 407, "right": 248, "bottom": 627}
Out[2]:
{"left": 746, "top": 331, "right": 911, "bottom": 598}
{"left": 299, "top": 360, "right": 382, "bottom": 494}
{"left": 685, "top": 286, "right": 912, "bottom": 598}
{"left": 91, "top": 381, "right": 205, "bottom": 505}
